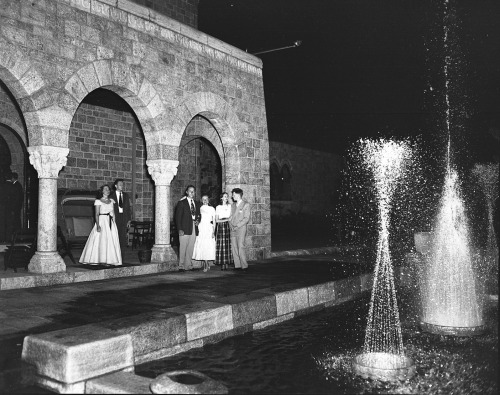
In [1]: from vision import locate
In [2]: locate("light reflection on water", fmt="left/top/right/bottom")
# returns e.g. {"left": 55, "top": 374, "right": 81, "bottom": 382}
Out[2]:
{"left": 136, "top": 296, "right": 497, "bottom": 394}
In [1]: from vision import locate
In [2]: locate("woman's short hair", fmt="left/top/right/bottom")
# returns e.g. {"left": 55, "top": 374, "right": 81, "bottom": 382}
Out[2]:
{"left": 220, "top": 192, "right": 229, "bottom": 203}
{"left": 97, "top": 184, "right": 111, "bottom": 198}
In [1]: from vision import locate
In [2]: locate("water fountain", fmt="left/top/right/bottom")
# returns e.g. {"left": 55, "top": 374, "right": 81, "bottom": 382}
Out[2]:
{"left": 352, "top": 139, "right": 416, "bottom": 381}
{"left": 420, "top": 167, "right": 485, "bottom": 336}
{"left": 419, "top": 0, "right": 486, "bottom": 337}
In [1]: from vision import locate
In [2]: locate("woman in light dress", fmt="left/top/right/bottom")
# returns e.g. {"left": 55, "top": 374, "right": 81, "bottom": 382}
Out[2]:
{"left": 215, "top": 192, "right": 233, "bottom": 271}
{"left": 192, "top": 195, "right": 216, "bottom": 272}
{"left": 79, "top": 184, "right": 122, "bottom": 266}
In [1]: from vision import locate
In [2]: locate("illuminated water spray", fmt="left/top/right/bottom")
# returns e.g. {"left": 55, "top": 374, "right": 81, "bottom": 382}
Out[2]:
{"left": 420, "top": 0, "right": 485, "bottom": 336}
{"left": 421, "top": 168, "right": 484, "bottom": 334}
{"left": 353, "top": 139, "right": 415, "bottom": 381}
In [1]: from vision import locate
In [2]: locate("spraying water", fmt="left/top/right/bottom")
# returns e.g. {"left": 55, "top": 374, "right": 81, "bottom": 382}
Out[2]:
{"left": 422, "top": 168, "right": 483, "bottom": 328}
{"left": 421, "top": 0, "right": 484, "bottom": 333}
{"left": 352, "top": 139, "right": 415, "bottom": 380}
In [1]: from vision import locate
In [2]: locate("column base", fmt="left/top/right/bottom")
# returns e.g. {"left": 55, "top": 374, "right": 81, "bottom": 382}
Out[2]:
{"left": 28, "top": 252, "right": 66, "bottom": 274}
{"left": 151, "top": 245, "right": 178, "bottom": 264}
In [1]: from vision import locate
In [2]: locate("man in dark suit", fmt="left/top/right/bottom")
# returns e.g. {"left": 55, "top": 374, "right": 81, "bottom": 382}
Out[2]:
{"left": 175, "top": 185, "right": 200, "bottom": 271}
{"left": 110, "top": 178, "right": 132, "bottom": 252}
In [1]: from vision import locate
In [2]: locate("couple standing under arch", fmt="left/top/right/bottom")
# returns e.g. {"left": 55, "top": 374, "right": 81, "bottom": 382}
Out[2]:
{"left": 175, "top": 185, "right": 250, "bottom": 272}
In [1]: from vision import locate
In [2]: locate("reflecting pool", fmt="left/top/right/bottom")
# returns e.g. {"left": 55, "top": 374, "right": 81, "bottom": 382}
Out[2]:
{"left": 137, "top": 296, "right": 498, "bottom": 394}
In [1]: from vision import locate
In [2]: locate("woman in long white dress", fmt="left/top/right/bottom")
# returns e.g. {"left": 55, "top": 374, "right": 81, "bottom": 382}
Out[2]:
{"left": 192, "top": 195, "right": 216, "bottom": 272}
{"left": 79, "top": 184, "right": 122, "bottom": 266}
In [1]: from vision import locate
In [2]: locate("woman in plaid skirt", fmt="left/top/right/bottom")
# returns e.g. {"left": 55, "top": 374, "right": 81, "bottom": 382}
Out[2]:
{"left": 215, "top": 192, "right": 234, "bottom": 271}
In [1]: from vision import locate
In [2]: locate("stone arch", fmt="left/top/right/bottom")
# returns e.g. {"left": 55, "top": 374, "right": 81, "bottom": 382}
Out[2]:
{"left": 172, "top": 92, "right": 245, "bottom": 186}
{"left": 0, "top": 117, "right": 27, "bottom": 146}
{"left": 62, "top": 60, "right": 169, "bottom": 148}
{"left": 181, "top": 115, "right": 224, "bottom": 167}
{"left": 172, "top": 92, "right": 243, "bottom": 148}
{"left": 0, "top": 40, "right": 45, "bottom": 145}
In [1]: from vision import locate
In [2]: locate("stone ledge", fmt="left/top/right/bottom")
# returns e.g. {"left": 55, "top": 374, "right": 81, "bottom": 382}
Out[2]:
{"left": 270, "top": 245, "right": 365, "bottom": 258}
{"left": 22, "top": 273, "right": 372, "bottom": 393}
{"left": 86, "top": 371, "right": 151, "bottom": 394}
{"left": 0, "top": 262, "right": 177, "bottom": 291}
{"left": 22, "top": 324, "right": 134, "bottom": 384}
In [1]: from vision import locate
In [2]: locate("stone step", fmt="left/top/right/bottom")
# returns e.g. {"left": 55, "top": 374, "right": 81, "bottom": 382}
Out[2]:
{"left": 86, "top": 371, "right": 151, "bottom": 394}
{"left": 22, "top": 273, "right": 373, "bottom": 393}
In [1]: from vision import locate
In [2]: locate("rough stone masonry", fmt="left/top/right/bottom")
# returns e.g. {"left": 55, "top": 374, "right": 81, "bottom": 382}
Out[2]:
{"left": 0, "top": 0, "right": 271, "bottom": 273}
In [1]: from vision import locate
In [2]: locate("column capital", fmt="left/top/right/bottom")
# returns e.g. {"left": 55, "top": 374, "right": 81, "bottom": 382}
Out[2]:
{"left": 146, "top": 159, "right": 179, "bottom": 186}
{"left": 28, "top": 145, "right": 69, "bottom": 179}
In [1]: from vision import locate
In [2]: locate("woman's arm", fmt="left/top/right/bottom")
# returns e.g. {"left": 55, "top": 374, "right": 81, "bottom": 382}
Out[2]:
{"left": 212, "top": 212, "right": 216, "bottom": 237}
{"left": 95, "top": 204, "right": 101, "bottom": 232}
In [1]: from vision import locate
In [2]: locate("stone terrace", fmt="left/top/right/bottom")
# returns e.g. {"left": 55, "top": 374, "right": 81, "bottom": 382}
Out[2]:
{"left": 0, "top": 0, "right": 270, "bottom": 274}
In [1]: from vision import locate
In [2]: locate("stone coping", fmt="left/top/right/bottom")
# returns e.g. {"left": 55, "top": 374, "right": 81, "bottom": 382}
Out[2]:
{"left": 0, "top": 262, "right": 176, "bottom": 291}
{"left": 1, "top": 245, "right": 367, "bottom": 291}
{"left": 270, "top": 245, "right": 366, "bottom": 257}
{"left": 22, "top": 272, "right": 373, "bottom": 393}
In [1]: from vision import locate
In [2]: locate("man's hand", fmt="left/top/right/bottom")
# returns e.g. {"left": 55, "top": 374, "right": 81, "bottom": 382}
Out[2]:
{"left": 178, "top": 230, "right": 184, "bottom": 236}
{"left": 97, "top": 225, "right": 101, "bottom": 232}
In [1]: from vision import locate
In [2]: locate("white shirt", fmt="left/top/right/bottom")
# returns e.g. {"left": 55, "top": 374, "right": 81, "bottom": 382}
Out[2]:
{"left": 216, "top": 204, "right": 231, "bottom": 219}
{"left": 187, "top": 197, "right": 195, "bottom": 220}
{"left": 117, "top": 191, "right": 124, "bottom": 213}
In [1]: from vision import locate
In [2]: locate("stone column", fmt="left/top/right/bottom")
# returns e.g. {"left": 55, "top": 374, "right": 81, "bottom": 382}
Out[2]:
{"left": 147, "top": 159, "right": 179, "bottom": 264}
{"left": 27, "top": 146, "right": 69, "bottom": 273}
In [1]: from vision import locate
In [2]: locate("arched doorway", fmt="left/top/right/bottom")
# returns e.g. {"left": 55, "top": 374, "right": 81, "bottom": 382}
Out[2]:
{"left": 61, "top": 88, "right": 153, "bottom": 220}
{"left": 172, "top": 115, "right": 223, "bottom": 208}
{"left": 0, "top": 80, "right": 36, "bottom": 240}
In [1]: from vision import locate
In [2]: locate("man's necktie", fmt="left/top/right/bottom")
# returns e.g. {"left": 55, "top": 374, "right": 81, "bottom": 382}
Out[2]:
{"left": 190, "top": 200, "right": 195, "bottom": 217}
{"left": 119, "top": 192, "right": 123, "bottom": 208}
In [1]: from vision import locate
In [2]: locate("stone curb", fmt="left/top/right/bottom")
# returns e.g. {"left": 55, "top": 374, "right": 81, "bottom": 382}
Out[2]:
{"left": 22, "top": 272, "right": 373, "bottom": 393}
{"left": 270, "top": 245, "right": 366, "bottom": 258}
{"left": 1, "top": 245, "right": 367, "bottom": 291}
{"left": 0, "top": 261, "right": 177, "bottom": 291}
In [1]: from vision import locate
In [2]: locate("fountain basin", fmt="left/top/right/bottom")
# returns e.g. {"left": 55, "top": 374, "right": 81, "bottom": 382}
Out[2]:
{"left": 352, "top": 352, "right": 416, "bottom": 382}
{"left": 420, "top": 321, "right": 486, "bottom": 337}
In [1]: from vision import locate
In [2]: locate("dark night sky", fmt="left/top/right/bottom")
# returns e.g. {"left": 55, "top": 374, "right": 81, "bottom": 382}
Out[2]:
{"left": 198, "top": 0, "right": 500, "bottom": 159}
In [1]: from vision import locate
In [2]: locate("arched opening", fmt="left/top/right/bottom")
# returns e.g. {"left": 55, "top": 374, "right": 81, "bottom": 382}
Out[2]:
{"left": 0, "top": 80, "right": 36, "bottom": 241}
{"left": 58, "top": 88, "right": 155, "bottom": 250}
{"left": 172, "top": 115, "right": 223, "bottom": 210}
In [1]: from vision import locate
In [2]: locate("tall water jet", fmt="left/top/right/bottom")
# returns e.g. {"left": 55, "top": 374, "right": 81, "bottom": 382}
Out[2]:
{"left": 420, "top": 0, "right": 485, "bottom": 336}
{"left": 352, "top": 138, "right": 415, "bottom": 381}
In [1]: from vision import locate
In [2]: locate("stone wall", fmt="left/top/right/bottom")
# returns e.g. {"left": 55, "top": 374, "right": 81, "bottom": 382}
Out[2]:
{"left": 128, "top": 0, "right": 199, "bottom": 28}
{"left": 0, "top": 0, "right": 270, "bottom": 260}
{"left": 269, "top": 142, "right": 344, "bottom": 218}
{"left": 0, "top": 82, "right": 24, "bottom": 141}
{"left": 60, "top": 102, "right": 154, "bottom": 220}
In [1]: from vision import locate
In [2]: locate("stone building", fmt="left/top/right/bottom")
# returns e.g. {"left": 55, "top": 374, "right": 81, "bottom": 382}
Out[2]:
{"left": 0, "top": 0, "right": 271, "bottom": 273}
{"left": 269, "top": 141, "right": 343, "bottom": 223}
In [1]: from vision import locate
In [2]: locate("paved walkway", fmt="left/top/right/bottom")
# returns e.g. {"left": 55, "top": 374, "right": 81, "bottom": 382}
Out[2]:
{"left": 0, "top": 251, "right": 369, "bottom": 392}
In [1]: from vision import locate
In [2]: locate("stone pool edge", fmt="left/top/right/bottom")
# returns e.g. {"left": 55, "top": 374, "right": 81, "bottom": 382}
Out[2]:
{"left": 21, "top": 272, "right": 373, "bottom": 394}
